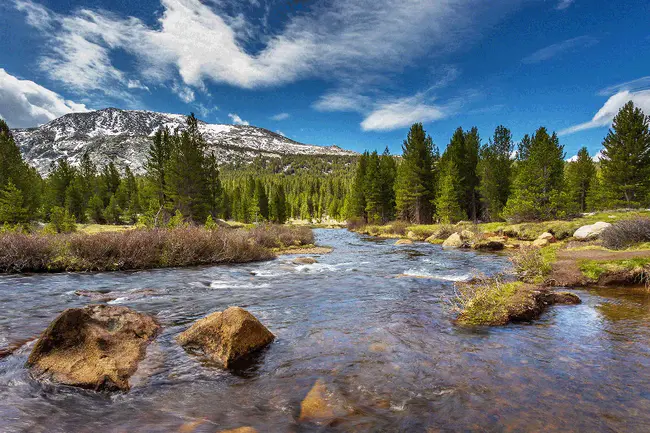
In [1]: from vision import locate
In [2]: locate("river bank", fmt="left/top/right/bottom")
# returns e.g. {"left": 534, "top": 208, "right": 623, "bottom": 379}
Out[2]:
{"left": 0, "top": 224, "right": 315, "bottom": 273}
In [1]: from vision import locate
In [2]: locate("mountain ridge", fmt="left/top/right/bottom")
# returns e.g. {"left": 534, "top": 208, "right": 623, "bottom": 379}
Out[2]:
{"left": 11, "top": 108, "right": 357, "bottom": 175}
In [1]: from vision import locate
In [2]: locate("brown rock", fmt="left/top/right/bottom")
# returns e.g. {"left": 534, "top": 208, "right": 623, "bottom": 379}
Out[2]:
{"left": 177, "top": 307, "right": 275, "bottom": 368}
{"left": 26, "top": 305, "right": 160, "bottom": 391}
{"left": 442, "top": 233, "right": 468, "bottom": 249}
{"left": 472, "top": 240, "right": 505, "bottom": 251}
{"left": 532, "top": 238, "right": 550, "bottom": 248}
{"left": 293, "top": 257, "right": 317, "bottom": 265}
{"left": 299, "top": 379, "right": 352, "bottom": 424}
{"left": 547, "top": 291, "right": 581, "bottom": 305}
{"left": 395, "top": 239, "right": 413, "bottom": 245}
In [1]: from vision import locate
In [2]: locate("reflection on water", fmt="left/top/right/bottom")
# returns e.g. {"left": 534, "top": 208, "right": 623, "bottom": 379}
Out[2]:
{"left": 1, "top": 229, "right": 650, "bottom": 432}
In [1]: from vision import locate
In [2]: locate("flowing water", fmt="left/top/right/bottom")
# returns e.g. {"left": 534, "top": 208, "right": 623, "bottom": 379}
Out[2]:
{"left": 2, "top": 229, "right": 650, "bottom": 432}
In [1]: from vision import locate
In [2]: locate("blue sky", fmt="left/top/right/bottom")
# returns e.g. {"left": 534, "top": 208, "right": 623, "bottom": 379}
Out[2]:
{"left": 1, "top": 0, "right": 649, "bottom": 158}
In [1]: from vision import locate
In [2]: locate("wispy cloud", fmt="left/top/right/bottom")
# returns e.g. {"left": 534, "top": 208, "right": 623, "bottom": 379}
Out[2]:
{"left": 0, "top": 68, "right": 89, "bottom": 128}
{"left": 522, "top": 36, "right": 597, "bottom": 64}
{"left": 271, "top": 112, "right": 290, "bottom": 121}
{"left": 555, "top": 0, "right": 575, "bottom": 10}
{"left": 559, "top": 80, "right": 650, "bottom": 136}
{"left": 228, "top": 113, "right": 249, "bottom": 125}
{"left": 361, "top": 93, "right": 449, "bottom": 132}
{"left": 14, "top": 0, "right": 521, "bottom": 106}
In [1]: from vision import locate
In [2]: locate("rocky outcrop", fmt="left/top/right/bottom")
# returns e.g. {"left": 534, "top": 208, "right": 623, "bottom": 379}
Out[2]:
{"left": 177, "top": 307, "right": 275, "bottom": 368}
{"left": 299, "top": 379, "right": 352, "bottom": 424}
{"left": 293, "top": 257, "right": 317, "bottom": 265}
{"left": 573, "top": 222, "right": 611, "bottom": 240}
{"left": 26, "top": 305, "right": 160, "bottom": 391}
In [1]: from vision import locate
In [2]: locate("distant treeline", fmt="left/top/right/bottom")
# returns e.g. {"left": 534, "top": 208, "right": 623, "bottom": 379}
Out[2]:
{"left": 0, "top": 114, "right": 355, "bottom": 229}
{"left": 347, "top": 101, "right": 650, "bottom": 224}
{"left": 1, "top": 101, "right": 648, "bottom": 229}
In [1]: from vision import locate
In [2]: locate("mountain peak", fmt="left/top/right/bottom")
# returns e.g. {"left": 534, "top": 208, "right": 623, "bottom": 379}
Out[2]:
{"left": 12, "top": 108, "right": 357, "bottom": 175}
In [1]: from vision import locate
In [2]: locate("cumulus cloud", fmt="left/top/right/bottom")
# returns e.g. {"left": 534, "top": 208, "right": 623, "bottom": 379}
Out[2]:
{"left": 0, "top": 68, "right": 89, "bottom": 128}
{"left": 558, "top": 89, "right": 650, "bottom": 135}
{"left": 228, "top": 113, "right": 249, "bottom": 125}
{"left": 361, "top": 94, "right": 448, "bottom": 132}
{"left": 271, "top": 112, "right": 290, "bottom": 121}
{"left": 522, "top": 36, "right": 597, "bottom": 64}
{"left": 14, "top": 0, "right": 520, "bottom": 105}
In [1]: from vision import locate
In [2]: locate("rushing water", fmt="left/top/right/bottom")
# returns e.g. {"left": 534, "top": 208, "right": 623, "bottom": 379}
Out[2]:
{"left": 2, "top": 229, "right": 650, "bottom": 432}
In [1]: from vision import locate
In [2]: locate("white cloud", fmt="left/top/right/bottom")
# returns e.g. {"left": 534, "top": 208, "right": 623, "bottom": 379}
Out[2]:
{"left": 361, "top": 94, "right": 448, "bottom": 132}
{"left": 558, "top": 89, "right": 650, "bottom": 135}
{"left": 522, "top": 36, "right": 597, "bottom": 64}
{"left": 194, "top": 103, "right": 218, "bottom": 119}
{"left": 0, "top": 68, "right": 89, "bottom": 128}
{"left": 171, "top": 83, "right": 195, "bottom": 103}
{"left": 15, "top": 0, "right": 521, "bottom": 104}
{"left": 555, "top": 0, "right": 574, "bottom": 10}
{"left": 271, "top": 112, "right": 290, "bottom": 121}
{"left": 599, "top": 76, "right": 650, "bottom": 96}
{"left": 228, "top": 113, "right": 249, "bottom": 125}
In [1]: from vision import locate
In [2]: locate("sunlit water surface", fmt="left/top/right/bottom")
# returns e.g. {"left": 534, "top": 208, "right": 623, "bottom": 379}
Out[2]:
{"left": 1, "top": 229, "right": 650, "bottom": 432}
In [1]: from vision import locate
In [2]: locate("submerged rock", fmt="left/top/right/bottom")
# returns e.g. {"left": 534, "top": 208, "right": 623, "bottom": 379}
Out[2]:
{"left": 26, "top": 305, "right": 160, "bottom": 391}
{"left": 573, "top": 222, "right": 611, "bottom": 240}
{"left": 293, "top": 257, "right": 317, "bottom": 265}
{"left": 299, "top": 379, "right": 352, "bottom": 424}
{"left": 177, "top": 307, "right": 275, "bottom": 368}
{"left": 395, "top": 239, "right": 413, "bottom": 245}
{"left": 217, "top": 428, "right": 258, "bottom": 433}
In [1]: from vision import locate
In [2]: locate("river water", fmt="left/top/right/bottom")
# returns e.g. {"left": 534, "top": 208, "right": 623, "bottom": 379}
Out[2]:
{"left": 1, "top": 229, "right": 650, "bottom": 432}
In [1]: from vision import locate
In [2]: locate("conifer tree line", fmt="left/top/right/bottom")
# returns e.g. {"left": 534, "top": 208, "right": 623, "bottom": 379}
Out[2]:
{"left": 0, "top": 114, "right": 355, "bottom": 227}
{"left": 1, "top": 102, "right": 649, "bottom": 227}
{"left": 346, "top": 101, "right": 650, "bottom": 224}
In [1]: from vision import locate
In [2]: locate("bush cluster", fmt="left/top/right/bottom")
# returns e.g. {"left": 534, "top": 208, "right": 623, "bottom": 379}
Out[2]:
{"left": 0, "top": 225, "right": 312, "bottom": 273}
{"left": 601, "top": 217, "right": 650, "bottom": 250}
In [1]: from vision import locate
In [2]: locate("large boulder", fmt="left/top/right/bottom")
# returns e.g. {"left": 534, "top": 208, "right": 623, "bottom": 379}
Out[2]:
{"left": 177, "top": 307, "right": 275, "bottom": 368}
{"left": 573, "top": 222, "right": 612, "bottom": 240}
{"left": 26, "top": 305, "right": 160, "bottom": 391}
{"left": 442, "top": 232, "right": 469, "bottom": 249}
{"left": 472, "top": 239, "right": 505, "bottom": 251}
{"left": 537, "top": 232, "right": 556, "bottom": 242}
{"left": 293, "top": 257, "right": 317, "bottom": 265}
{"left": 532, "top": 238, "right": 550, "bottom": 248}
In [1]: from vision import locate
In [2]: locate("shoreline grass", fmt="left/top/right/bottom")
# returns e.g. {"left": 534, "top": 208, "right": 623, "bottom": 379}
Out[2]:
{"left": 0, "top": 224, "right": 314, "bottom": 274}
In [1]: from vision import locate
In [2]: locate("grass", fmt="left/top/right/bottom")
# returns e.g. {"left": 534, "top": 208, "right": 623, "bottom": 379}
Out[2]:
{"left": 509, "top": 243, "right": 560, "bottom": 283}
{"left": 0, "top": 224, "right": 313, "bottom": 273}
{"left": 77, "top": 224, "right": 134, "bottom": 234}
{"left": 579, "top": 257, "right": 650, "bottom": 281}
{"left": 454, "top": 280, "right": 524, "bottom": 326}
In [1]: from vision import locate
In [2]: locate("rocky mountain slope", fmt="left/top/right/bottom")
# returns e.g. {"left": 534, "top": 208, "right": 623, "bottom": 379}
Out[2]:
{"left": 12, "top": 108, "right": 356, "bottom": 174}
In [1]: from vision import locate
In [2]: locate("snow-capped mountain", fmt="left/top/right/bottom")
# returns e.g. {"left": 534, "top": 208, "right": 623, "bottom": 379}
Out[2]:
{"left": 11, "top": 108, "right": 357, "bottom": 175}
{"left": 565, "top": 149, "right": 604, "bottom": 163}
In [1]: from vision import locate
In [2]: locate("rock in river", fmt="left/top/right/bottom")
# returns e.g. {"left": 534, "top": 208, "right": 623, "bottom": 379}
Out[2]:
{"left": 177, "top": 307, "right": 275, "bottom": 368}
{"left": 293, "top": 257, "right": 317, "bottom": 265}
{"left": 442, "top": 232, "right": 469, "bottom": 249}
{"left": 26, "top": 304, "right": 160, "bottom": 391}
{"left": 299, "top": 379, "right": 352, "bottom": 424}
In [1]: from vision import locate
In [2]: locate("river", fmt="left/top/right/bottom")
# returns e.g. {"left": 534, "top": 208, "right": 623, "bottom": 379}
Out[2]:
{"left": 1, "top": 229, "right": 650, "bottom": 432}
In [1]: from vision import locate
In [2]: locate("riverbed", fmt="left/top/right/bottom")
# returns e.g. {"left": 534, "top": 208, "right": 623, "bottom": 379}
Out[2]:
{"left": 1, "top": 229, "right": 650, "bottom": 432}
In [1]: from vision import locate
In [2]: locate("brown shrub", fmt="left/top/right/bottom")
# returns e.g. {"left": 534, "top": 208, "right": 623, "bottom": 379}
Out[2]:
{"left": 346, "top": 217, "right": 366, "bottom": 231}
{"left": 248, "top": 224, "right": 314, "bottom": 249}
{"left": 386, "top": 220, "right": 409, "bottom": 236}
{"left": 0, "top": 233, "right": 56, "bottom": 273}
{"left": 601, "top": 217, "right": 650, "bottom": 250}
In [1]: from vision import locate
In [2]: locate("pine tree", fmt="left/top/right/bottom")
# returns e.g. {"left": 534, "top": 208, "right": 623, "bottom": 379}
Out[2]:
{"left": 364, "top": 151, "right": 383, "bottom": 224}
{"left": 478, "top": 125, "right": 514, "bottom": 221}
{"left": 347, "top": 152, "right": 368, "bottom": 221}
{"left": 255, "top": 180, "right": 269, "bottom": 221}
{"left": 565, "top": 147, "right": 596, "bottom": 212}
{"left": 394, "top": 123, "right": 436, "bottom": 223}
{"left": 600, "top": 101, "right": 650, "bottom": 207}
{"left": 271, "top": 184, "right": 287, "bottom": 224}
{"left": 0, "top": 182, "right": 28, "bottom": 224}
{"left": 435, "top": 161, "right": 466, "bottom": 224}
{"left": 503, "top": 127, "right": 566, "bottom": 222}
{"left": 379, "top": 147, "right": 397, "bottom": 222}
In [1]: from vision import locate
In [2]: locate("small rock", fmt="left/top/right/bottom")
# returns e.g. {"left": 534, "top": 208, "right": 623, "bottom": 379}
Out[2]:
{"left": 548, "top": 292, "right": 581, "bottom": 305}
{"left": 537, "top": 232, "right": 555, "bottom": 242}
{"left": 472, "top": 240, "right": 505, "bottom": 251}
{"left": 395, "top": 239, "right": 413, "bottom": 245}
{"left": 177, "top": 307, "right": 275, "bottom": 368}
{"left": 532, "top": 238, "right": 550, "bottom": 248}
{"left": 74, "top": 290, "right": 117, "bottom": 303}
{"left": 299, "top": 379, "right": 352, "bottom": 424}
{"left": 573, "top": 222, "right": 612, "bottom": 240}
{"left": 293, "top": 257, "right": 317, "bottom": 265}
{"left": 442, "top": 233, "right": 468, "bottom": 249}
{"left": 26, "top": 305, "right": 160, "bottom": 391}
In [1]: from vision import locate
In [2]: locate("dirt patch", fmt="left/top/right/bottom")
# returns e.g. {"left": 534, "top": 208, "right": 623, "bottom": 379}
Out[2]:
{"left": 547, "top": 249, "right": 650, "bottom": 287}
